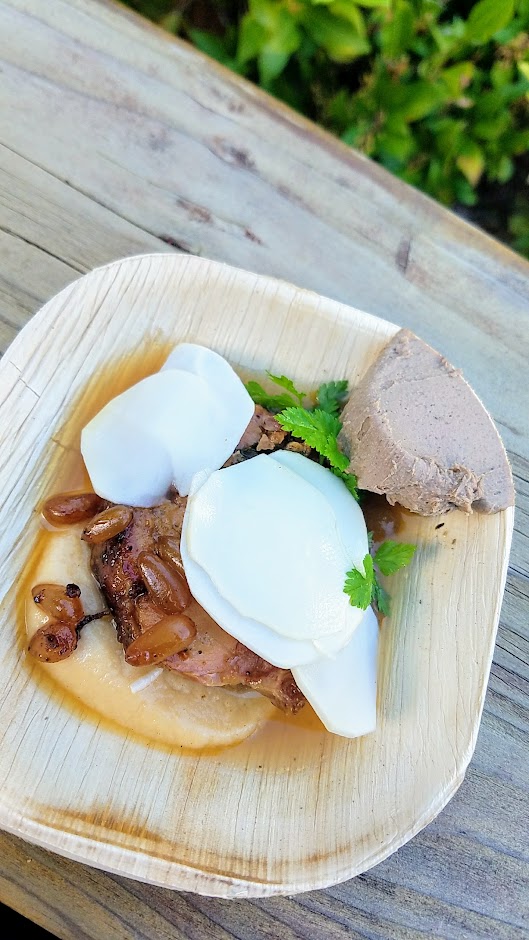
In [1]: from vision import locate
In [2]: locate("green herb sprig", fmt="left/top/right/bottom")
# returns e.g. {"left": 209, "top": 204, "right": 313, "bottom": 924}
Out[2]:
{"left": 344, "top": 541, "right": 417, "bottom": 617}
{"left": 246, "top": 371, "right": 358, "bottom": 498}
{"left": 316, "top": 380, "right": 349, "bottom": 417}
{"left": 246, "top": 370, "right": 414, "bottom": 614}
{"left": 245, "top": 372, "right": 306, "bottom": 412}
{"left": 275, "top": 406, "right": 348, "bottom": 471}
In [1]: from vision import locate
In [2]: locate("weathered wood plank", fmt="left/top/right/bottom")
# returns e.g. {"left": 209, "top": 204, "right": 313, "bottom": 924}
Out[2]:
{"left": 0, "top": 142, "right": 171, "bottom": 331}
{"left": 0, "top": 0, "right": 527, "bottom": 938}
{"left": 1, "top": 0, "right": 528, "bottom": 459}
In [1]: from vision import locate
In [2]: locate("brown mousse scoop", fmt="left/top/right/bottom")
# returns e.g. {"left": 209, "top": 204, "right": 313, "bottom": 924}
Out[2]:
{"left": 338, "top": 329, "right": 514, "bottom": 515}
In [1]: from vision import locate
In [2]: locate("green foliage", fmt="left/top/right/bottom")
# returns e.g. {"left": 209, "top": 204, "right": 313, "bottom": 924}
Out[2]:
{"left": 245, "top": 371, "right": 306, "bottom": 410}
{"left": 266, "top": 372, "right": 306, "bottom": 405}
{"left": 316, "top": 379, "right": 349, "bottom": 417}
{"left": 344, "top": 540, "right": 416, "bottom": 614}
{"left": 126, "top": 0, "right": 529, "bottom": 258}
{"left": 331, "top": 466, "right": 359, "bottom": 500}
{"left": 275, "top": 406, "right": 350, "bottom": 470}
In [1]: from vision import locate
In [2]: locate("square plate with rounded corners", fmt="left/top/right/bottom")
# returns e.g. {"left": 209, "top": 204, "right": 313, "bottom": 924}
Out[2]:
{"left": 0, "top": 254, "right": 513, "bottom": 897}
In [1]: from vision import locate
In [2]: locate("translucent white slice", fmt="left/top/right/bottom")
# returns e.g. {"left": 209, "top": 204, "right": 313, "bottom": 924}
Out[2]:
{"left": 292, "top": 606, "right": 379, "bottom": 738}
{"left": 80, "top": 418, "right": 173, "bottom": 507}
{"left": 185, "top": 454, "right": 367, "bottom": 642}
{"left": 269, "top": 450, "right": 367, "bottom": 570}
{"left": 81, "top": 364, "right": 253, "bottom": 504}
{"left": 130, "top": 668, "right": 163, "bottom": 694}
{"left": 162, "top": 343, "right": 254, "bottom": 434}
{"left": 181, "top": 521, "right": 326, "bottom": 667}
{"left": 269, "top": 452, "right": 368, "bottom": 655}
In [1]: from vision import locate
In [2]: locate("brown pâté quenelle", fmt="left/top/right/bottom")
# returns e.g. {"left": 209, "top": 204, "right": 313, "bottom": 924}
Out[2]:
{"left": 338, "top": 329, "right": 514, "bottom": 516}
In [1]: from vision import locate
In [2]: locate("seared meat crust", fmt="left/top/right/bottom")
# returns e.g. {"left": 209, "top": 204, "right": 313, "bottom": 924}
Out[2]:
{"left": 90, "top": 496, "right": 305, "bottom": 714}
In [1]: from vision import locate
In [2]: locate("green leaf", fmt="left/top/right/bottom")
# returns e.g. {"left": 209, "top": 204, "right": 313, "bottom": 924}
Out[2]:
{"left": 373, "top": 579, "right": 391, "bottom": 616}
{"left": 237, "top": 15, "right": 267, "bottom": 64}
{"left": 377, "top": 128, "right": 416, "bottom": 163}
{"left": 189, "top": 29, "right": 231, "bottom": 63}
{"left": 159, "top": 11, "right": 182, "bottom": 33}
{"left": 248, "top": 0, "right": 288, "bottom": 29}
{"left": 456, "top": 142, "right": 485, "bottom": 186}
{"left": 430, "top": 17, "right": 467, "bottom": 56}
{"left": 238, "top": 2, "right": 300, "bottom": 81}
{"left": 431, "top": 117, "right": 467, "bottom": 159}
{"left": 316, "top": 379, "right": 349, "bottom": 416}
{"left": 344, "top": 554, "right": 374, "bottom": 610}
{"left": 356, "top": 0, "right": 390, "bottom": 6}
{"left": 344, "top": 539, "right": 415, "bottom": 615}
{"left": 331, "top": 467, "right": 359, "bottom": 500}
{"left": 475, "top": 83, "right": 528, "bottom": 117}
{"left": 466, "top": 0, "right": 515, "bottom": 44}
{"left": 395, "top": 82, "right": 446, "bottom": 122}
{"left": 473, "top": 111, "right": 511, "bottom": 141}
{"left": 495, "top": 154, "right": 514, "bottom": 183}
{"left": 374, "top": 540, "right": 416, "bottom": 575}
{"left": 245, "top": 381, "right": 297, "bottom": 413}
{"left": 518, "top": 61, "right": 529, "bottom": 81}
{"left": 380, "top": 0, "right": 415, "bottom": 58}
{"left": 304, "top": 9, "right": 371, "bottom": 62}
{"left": 509, "top": 210, "right": 529, "bottom": 237}
{"left": 258, "top": 50, "right": 290, "bottom": 84}
{"left": 491, "top": 60, "right": 513, "bottom": 89}
{"left": 510, "top": 128, "right": 529, "bottom": 153}
{"left": 246, "top": 372, "right": 306, "bottom": 411}
{"left": 441, "top": 61, "right": 476, "bottom": 96}
{"left": 276, "top": 407, "right": 349, "bottom": 470}
{"left": 454, "top": 176, "right": 478, "bottom": 206}
{"left": 266, "top": 372, "right": 305, "bottom": 405}
{"left": 329, "top": 1, "right": 367, "bottom": 35}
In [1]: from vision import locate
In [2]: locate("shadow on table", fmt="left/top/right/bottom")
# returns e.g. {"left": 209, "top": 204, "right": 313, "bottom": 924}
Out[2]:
{"left": 1, "top": 904, "right": 56, "bottom": 938}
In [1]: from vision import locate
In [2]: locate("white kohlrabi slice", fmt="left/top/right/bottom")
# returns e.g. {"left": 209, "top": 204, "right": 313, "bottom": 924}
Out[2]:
{"left": 80, "top": 418, "right": 173, "bottom": 507}
{"left": 185, "top": 455, "right": 360, "bottom": 641}
{"left": 181, "top": 453, "right": 367, "bottom": 666}
{"left": 181, "top": 519, "right": 328, "bottom": 667}
{"left": 82, "top": 370, "right": 214, "bottom": 504}
{"left": 269, "top": 450, "right": 367, "bottom": 571}
{"left": 81, "top": 357, "right": 253, "bottom": 504}
{"left": 292, "top": 606, "right": 379, "bottom": 738}
{"left": 270, "top": 450, "right": 369, "bottom": 655}
{"left": 162, "top": 343, "right": 254, "bottom": 433}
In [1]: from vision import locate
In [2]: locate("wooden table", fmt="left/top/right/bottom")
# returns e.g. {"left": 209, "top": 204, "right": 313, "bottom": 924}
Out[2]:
{"left": 1, "top": 1, "right": 528, "bottom": 937}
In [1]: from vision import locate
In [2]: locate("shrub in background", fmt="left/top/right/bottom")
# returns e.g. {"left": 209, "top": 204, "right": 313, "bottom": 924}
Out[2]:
{"left": 125, "top": 0, "right": 529, "bottom": 258}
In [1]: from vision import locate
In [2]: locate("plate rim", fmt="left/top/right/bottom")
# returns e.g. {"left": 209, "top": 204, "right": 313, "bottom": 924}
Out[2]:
{"left": 0, "top": 252, "right": 515, "bottom": 896}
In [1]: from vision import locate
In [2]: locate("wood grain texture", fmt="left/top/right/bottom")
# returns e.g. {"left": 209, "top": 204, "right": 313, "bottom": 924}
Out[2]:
{"left": 0, "top": 0, "right": 527, "bottom": 937}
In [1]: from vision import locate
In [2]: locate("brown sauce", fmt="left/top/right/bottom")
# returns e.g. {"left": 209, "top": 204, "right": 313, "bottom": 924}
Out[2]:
{"left": 361, "top": 492, "right": 410, "bottom": 549}
{"left": 20, "top": 345, "right": 404, "bottom": 770}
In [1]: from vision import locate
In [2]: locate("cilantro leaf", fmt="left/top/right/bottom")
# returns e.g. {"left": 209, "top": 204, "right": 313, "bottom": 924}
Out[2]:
{"left": 343, "top": 554, "right": 374, "bottom": 610}
{"left": 373, "top": 579, "right": 391, "bottom": 617}
{"left": 266, "top": 372, "right": 305, "bottom": 406}
{"left": 245, "top": 381, "right": 296, "bottom": 413}
{"left": 276, "top": 407, "right": 349, "bottom": 471}
{"left": 316, "top": 380, "right": 349, "bottom": 417}
{"left": 344, "top": 539, "right": 416, "bottom": 616}
{"left": 374, "top": 540, "right": 417, "bottom": 576}
{"left": 331, "top": 466, "right": 359, "bottom": 501}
